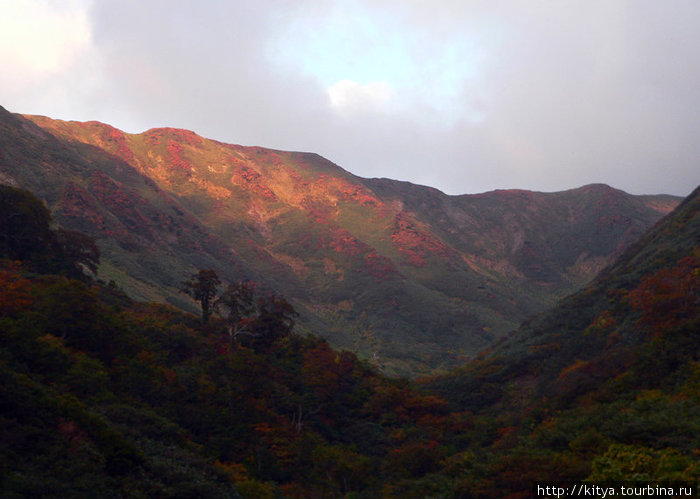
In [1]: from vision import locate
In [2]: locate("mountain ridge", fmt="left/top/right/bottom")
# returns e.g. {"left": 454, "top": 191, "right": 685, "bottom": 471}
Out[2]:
{"left": 0, "top": 105, "right": 681, "bottom": 375}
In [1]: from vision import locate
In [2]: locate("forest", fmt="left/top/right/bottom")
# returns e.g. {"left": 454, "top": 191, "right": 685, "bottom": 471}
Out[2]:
{"left": 1, "top": 184, "right": 698, "bottom": 497}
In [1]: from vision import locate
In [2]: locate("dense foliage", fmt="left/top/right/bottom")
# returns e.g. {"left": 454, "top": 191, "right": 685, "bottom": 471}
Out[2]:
{"left": 425, "top": 187, "right": 700, "bottom": 496}
{"left": 0, "top": 185, "right": 99, "bottom": 277}
{"left": 0, "top": 188, "right": 462, "bottom": 497}
{"left": 1, "top": 185, "right": 698, "bottom": 497}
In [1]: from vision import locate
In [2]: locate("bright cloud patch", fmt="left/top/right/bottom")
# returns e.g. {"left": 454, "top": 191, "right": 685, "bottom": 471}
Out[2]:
{"left": 327, "top": 80, "right": 394, "bottom": 115}
{"left": 0, "top": 0, "right": 91, "bottom": 74}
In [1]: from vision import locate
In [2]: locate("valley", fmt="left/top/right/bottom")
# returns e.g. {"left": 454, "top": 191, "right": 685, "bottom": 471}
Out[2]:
{"left": 0, "top": 105, "right": 680, "bottom": 376}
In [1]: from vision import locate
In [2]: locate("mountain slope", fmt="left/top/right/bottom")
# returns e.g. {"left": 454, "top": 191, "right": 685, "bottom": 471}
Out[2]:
{"left": 0, "top": 105, "right": 680, "bottom": 375}
{"left": 431, "top": 184, "right": 699, "bottom": 403}
{"left": 1, "top": 184, "right": 697, "bottom": 498}
{"left": 424, "top": 186, "right": 699, "bottom": 494}
{"left": 0, "top": 186, "right": 463, "bottom": 497}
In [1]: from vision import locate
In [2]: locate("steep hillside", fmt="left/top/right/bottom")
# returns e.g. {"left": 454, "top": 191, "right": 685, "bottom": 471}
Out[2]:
{"left": 424, "top": 186, "right": 699, "bottom": 495}
{"left": 0, "top": 186, "right": 463, "bottom": 497}
{"left": 0, "top": 105, "right": 680, "bottom": 375}
{"left": 1, "top": 184, "right": 697, "bottom": 498}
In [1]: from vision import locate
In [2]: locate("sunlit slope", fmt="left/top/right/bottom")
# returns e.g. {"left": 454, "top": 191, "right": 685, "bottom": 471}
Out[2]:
{"left": 0, "top": 105, "right": 679, "bottom": 375}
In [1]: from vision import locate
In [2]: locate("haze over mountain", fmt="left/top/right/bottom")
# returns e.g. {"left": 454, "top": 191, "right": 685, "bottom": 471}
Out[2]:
{"left": 0, "top": 105, "right": 680, "bottom": 375}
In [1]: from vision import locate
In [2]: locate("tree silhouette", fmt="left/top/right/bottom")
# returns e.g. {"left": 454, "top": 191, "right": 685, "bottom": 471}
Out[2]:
{"left": 249, "top": 293, "right": 299, "bottom": 348}
{"left": 0, "top": 186, "right": 100, "bottom": 276}
{"left": 0, "top": 185, "right": 55, "bottom": 267}
{"left": 216, "top": 280, "right": 257, "bottom": 345}
{"left": 55, "top": 229, "right": 100, "bottom": 277}
{"left": 181, "top": 269, "right": 221, "bottom": 323}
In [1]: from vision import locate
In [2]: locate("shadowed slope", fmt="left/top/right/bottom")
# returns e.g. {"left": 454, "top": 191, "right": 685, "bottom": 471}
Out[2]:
{"left": 0, "top": 105, "right": 680, "bottom": 375}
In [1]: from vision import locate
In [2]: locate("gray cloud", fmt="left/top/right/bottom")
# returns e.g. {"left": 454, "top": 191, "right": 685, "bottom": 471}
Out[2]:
{"left": 2, "top": 0, "right": 698, "bottom": 196}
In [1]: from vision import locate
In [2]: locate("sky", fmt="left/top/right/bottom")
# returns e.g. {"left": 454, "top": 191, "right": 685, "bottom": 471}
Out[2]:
{"left": 1, "top": 0, "right": 698, "bottom": 197}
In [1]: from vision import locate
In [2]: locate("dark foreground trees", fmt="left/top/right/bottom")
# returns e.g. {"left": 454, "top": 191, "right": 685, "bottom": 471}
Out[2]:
{"left": 183, "top": 270, "right": 300, "bottom": 350}
{"left": 181, "top": 269, "right": 221, "bottom": 324}
{"left": 0, "top": 185, "right": 99, "bottom": 278}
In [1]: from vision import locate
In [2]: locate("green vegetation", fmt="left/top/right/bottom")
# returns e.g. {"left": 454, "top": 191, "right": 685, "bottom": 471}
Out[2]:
{"left": 1, "top": 182, "right": 698, "bottom": 497}
{"left": 1, "top": 118, "right": 698, "bottom": 496}
{"left": 0, "top": 107, "right": 680, "bottom": 376}
{"left": 181, "top": 268, "right": 221, "bottom": 323}
{"left": 0, "top": 187, "right": 470, "bottom": 497}
{"left": 0, "top": 185, "right": 99, "bottom": 278}
{"left": 424, "top": 186, "right": 700, "bottom": 496}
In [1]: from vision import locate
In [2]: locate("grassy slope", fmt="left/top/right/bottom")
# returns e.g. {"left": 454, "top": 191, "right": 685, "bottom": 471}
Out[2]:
{"left": 0, "top": 106, "right": 680, "bottom": 376}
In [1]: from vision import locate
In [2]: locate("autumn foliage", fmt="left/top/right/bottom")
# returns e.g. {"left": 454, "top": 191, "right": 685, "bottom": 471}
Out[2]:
{"left": 627, "top": 250, "right": 700, "bottom": 332}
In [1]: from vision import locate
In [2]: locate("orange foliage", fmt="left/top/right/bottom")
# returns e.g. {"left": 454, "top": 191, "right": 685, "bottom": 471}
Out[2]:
{"left": 0, "top": 265, "right": 34, "bottom": 316}
{"left": 213, "top": 460, "right": 249, "bottom": 482}
{"left": 558, "top": 359, "right": 591, "bottom": 380}
{"left": 166, "top": 140, "right": 192, "bottom": 173}
{"left": 230, "top": 164, "right": 276, "bottom": 199}
{"left": 101, "top": 126, "right": 135, "bottom": 163}
{"left": 302, "top": 343, "right": 342, "bottom": 399}
{"left": 391, "top": 213, "right": 453, "bottom": 267}
{"left": 627, "top": 250, "right": 700, "bottom": 333}
{"left": 493, "top": 425, "right": 519, "bottom": 449}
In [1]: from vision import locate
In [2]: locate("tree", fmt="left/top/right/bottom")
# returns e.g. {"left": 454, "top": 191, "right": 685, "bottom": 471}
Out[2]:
{"left": 216, "top": 280, "right": 257, "bottom": 345}
{"left": 0, "top": 185, "right": 55, "bottom": 267}
{"left": 249, "top": 293, "right": 299, "bottom": 348}
{"left": 181, "top": 269, "right": 221, "bottom": 323}
{"left": 55, "top": 229, "right": 100, "bottom": 277}
{"left": 0, "top": 186, "right": 100, "bottom": 277}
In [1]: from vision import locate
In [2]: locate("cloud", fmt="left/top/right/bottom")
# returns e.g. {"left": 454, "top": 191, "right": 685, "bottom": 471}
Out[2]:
{"left": 0, "top": 1, "right": 698, "bottom": 197}
{"left": 0, "top": 0, "right": 94, "bottom": 99}
{"left": 0, "top": 0, "right": 91, "bottom": 72}
{"left": 327, "top": 80, "right": 394, "bottom": 115}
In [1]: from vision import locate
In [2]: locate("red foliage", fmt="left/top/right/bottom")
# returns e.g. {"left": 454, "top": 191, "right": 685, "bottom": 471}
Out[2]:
{"left": 365, "top": 383, "right": 449, "bottom": 428}
{"left": 101, "top": 127, "right": 135, "bottom": 163}
{"left": 338, "top": 183, "right": 380, "bottom": 207}
{"left": 305, "top": 225, "right": 401, "bottom": 281}
{"left": 493, "top": 425, "right": 519, "bottom": 449}
{"left": 627, "top": 251, "right": 700, "bottom": 333}
{"left": 302, "top": 343, "right": 343, "bottom": 399}
{"left": 230, "top": 164, "right": 276, "bottom": 200}
{"left": 313, "top": 174, "right": 381, "bottom": 208}
{"left": 166, "top": 141, "right": 192, "bottom": 174}
{"left": 0, "top": 264, "right": 34, "bottom": 316}
{"left": 89, "top": 172, "right": 151, "bottom": 235}
{"left": 385, "top": 439, "right": 444, "bottom": 477}
{"left": 57, "top": 418, "right": 90, "bottom": 445}
{"left": 390, "top": 213, "right": 454, "bottom": 267}
{"left": 60, "top": 182, "right": 117, "bottom": 238}
{"left": 363, "top": 251, "right": 403, "bottom": 282}
{"left": 144, "top": 127, "right": 203, "bottom": 147}
{"left": 324, "top": 227, "right": 366, "bottom": 257}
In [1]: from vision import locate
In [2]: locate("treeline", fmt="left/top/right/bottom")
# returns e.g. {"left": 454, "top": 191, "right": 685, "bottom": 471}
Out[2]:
{"left": 0, "top": 185, "right": 99, "bottom": 278}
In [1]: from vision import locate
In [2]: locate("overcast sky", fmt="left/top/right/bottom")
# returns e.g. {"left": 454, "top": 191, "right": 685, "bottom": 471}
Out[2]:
{"left": 1, "top": 0, "right": 698, "bottom": 196}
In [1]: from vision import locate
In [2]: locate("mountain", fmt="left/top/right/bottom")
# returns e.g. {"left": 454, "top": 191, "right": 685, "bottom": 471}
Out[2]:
{"left": 1, "top": 183, "right": 696, "bottom": 498}
{"left": 424, "top": 186, "right": 699, "bottom": 495}
{"left": 0, "top": 185, "right": 467, "bottom": 497}
{"left": 0, "top": 105, "right": 681, "bottom": 376}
